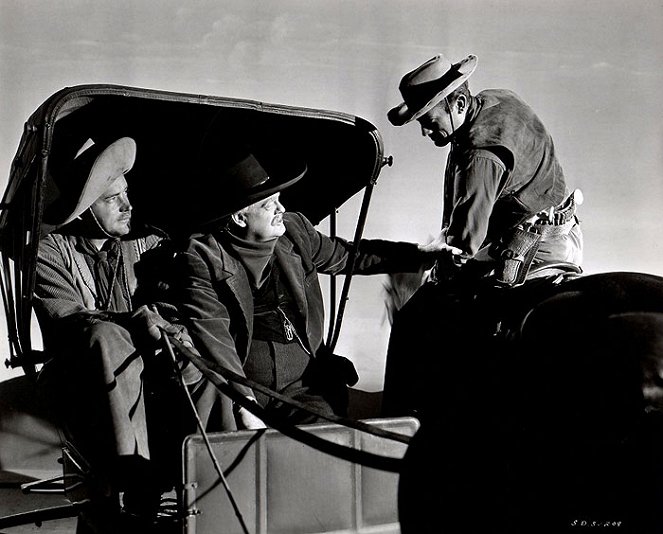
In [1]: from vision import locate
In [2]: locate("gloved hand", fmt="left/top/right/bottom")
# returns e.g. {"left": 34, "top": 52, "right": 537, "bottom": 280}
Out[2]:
{"left": 131, "top": 304, "right": 190, "bottom": 344}
{"left": 132, "top": 305, "right": 203, "bottom": 386}
{"left": 236, "top": 399, "right": 267, "bottom": 430}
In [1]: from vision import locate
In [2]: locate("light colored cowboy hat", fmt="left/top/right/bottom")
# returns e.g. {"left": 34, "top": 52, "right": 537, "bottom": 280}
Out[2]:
{"left": 388, "top": 53, "right": 478, "bottom": 126}
{"left": 61, "top": 137, "right": 137, "bottom": 225}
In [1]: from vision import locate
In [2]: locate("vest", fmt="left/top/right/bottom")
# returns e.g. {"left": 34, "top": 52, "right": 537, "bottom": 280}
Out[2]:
{"left": 449, "top": 89, "right": 569, "bottom": 244}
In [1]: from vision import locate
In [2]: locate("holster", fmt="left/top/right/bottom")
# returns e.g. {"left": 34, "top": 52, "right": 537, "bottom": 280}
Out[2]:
{"left": 491, "top": 227, "right": 542, "bottom": 287}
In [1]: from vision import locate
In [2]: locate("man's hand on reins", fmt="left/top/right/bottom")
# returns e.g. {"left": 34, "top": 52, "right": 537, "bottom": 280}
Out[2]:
{"left": 130, "top": 304, "right": 192, "bottom": 343}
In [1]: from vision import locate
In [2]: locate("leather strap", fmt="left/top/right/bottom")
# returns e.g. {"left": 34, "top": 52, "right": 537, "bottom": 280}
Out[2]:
{"left": 169, "top": 337, "right": 409, "bottom": 472}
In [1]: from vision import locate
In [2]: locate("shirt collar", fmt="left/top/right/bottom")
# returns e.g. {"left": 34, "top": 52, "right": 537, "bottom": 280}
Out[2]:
{"left": 74, "top": 236, "right": 120, "bottom": 257}
{"left": 451, "top": 94, "right": 482, "bottom": 145}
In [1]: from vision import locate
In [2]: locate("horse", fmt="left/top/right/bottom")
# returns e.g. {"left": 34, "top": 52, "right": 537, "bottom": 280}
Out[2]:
{"left": 383, "top": 270, "right": 663, "bottom": 533}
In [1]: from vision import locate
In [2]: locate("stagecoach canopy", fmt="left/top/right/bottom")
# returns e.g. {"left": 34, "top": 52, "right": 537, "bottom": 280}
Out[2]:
{"left": 0, "top": 84, "right": 388, "bottom": 376}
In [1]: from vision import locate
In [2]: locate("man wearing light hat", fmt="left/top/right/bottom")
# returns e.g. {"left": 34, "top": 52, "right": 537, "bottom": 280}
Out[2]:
{"left": 174, "top": 148, "right": 451, "bottom": 430}
{"left": 34, "top": 137, "right": 193, "bottom": 519}
{"left": 388, "top": 53, "right": 583, "bottom": 285}
{"left": 386, "top": 54, "right": 587, "bottom": 533}
{"left": 382, "top": 53, "right": 585, "bottom": 420}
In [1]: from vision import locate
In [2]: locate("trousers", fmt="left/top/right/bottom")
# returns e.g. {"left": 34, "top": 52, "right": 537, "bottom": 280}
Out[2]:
{"left": 40, "top": 321, "right": 171, "bottom": 489}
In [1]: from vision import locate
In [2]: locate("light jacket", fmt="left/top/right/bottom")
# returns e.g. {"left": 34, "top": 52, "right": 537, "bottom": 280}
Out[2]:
{"left": 34, "top": 233, "right": 161, "bottom": 344}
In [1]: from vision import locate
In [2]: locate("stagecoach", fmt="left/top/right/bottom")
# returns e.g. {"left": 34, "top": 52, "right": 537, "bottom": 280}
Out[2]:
{"left": 0, "top": 84, "right": 419, "bottom": 534}
{"left": 1, "top": 84, "right": 662, "bottom": 534}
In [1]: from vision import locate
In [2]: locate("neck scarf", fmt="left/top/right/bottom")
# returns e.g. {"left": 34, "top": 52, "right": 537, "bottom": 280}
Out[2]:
{"left": 76, "top": 237, "right": 131, "bottom": 311}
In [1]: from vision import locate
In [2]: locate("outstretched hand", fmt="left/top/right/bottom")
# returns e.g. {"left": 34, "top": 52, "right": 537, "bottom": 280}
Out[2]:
{"left": 418, "top": 230, "right": 463, "bottom": 256}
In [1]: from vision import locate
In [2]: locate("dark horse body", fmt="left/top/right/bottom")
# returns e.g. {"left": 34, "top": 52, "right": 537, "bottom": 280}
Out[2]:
{"left": 383, "top": 271, "right": 663, "bottom": 534}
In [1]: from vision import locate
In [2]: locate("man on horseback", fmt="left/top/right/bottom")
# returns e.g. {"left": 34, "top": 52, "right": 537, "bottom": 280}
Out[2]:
{"left": 388, "top": 53, "right": 582, "bottom": 286}
{"left": 383, "top": 53, "right": 585, "bottom": 418}
{"left": 384, "top": 54, "right": 609, "bottom": 533}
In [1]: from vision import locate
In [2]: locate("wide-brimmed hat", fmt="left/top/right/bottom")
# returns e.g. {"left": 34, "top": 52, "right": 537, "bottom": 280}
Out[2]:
{"left": 199, "top": 150, "right": 307, "bottom": 227}
{"left": 388, "top": 53, "right": 478, "bottom": 126}
{"left": 58, "top": 137, "right": 137, "bottom": 225}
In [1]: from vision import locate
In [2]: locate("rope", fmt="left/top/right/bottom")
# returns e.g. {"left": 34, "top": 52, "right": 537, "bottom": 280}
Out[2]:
{"left": 171, "top": 337, "right": 411, "bottom": 445}
{"left": 168, "top": 337, "right": 406, "bottom": 473}
{"left": 161, "top": 334, "right": 251, "bottom": 534}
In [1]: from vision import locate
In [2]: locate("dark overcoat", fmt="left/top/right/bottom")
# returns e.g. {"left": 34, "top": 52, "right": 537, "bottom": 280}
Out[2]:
{"left": 174, "top": 211, "right": 430, "bottom": 425}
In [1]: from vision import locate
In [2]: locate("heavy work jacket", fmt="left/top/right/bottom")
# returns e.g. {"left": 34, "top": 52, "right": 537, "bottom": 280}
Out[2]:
{"left": 35, "top": 232, "right": 161, "bottom": 345}
{"left": 175, "top": 211, "right": 431, "bottom": 399}
{"left": 34, "top": 232, "right": 165, "bottom": 465}
{"left": 444, "top": 89, "right": 569, "bottom": 255}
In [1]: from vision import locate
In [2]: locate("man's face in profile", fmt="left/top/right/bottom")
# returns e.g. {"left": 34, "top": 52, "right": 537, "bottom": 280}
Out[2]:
{"left": 238, "top": 193, "right": 287, "bottom": 242}
{"left": 90, "top": 175, "right": 132, "bottom": 237}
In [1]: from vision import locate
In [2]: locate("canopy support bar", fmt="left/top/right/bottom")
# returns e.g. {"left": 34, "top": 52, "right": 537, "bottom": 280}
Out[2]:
{"left": 326, "top": 210, "right": 337, "bottom": 345}
{"left": 327, "top": 183, "right": 375, "bottom": 353}
{"left": 327, "top": 154, "right": 392, "bottom": 353}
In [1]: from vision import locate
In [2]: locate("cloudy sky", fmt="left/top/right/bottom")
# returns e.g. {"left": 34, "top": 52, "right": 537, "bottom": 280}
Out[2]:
{"left": 1, "top": 0, "right": 662, "bottom": 388}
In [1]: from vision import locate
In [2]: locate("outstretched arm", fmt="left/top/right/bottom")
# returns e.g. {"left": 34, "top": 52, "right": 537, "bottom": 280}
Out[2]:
{"left": 287, "top": 211, "right": 458, "bottom": 276}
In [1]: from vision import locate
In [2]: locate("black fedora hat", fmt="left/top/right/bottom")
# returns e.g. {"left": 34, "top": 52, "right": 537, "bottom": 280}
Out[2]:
{"left": 197, "top": 149, "right": 307, "bottom": 228}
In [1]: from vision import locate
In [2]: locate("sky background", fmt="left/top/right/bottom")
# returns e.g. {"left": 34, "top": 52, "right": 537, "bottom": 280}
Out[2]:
{"left": 1, "top": 0, "right": 662, "bottom": 389}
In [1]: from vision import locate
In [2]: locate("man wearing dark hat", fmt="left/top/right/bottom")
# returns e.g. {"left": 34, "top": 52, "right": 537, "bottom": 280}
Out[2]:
{"left": 174, "top": 150, "right": 450, "bottom": 429}
{"left": 388, "top": 53, "right": 582, "bottom": 285}
{"left": 34, "top": 137, "right": 194, "bottom": 519}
